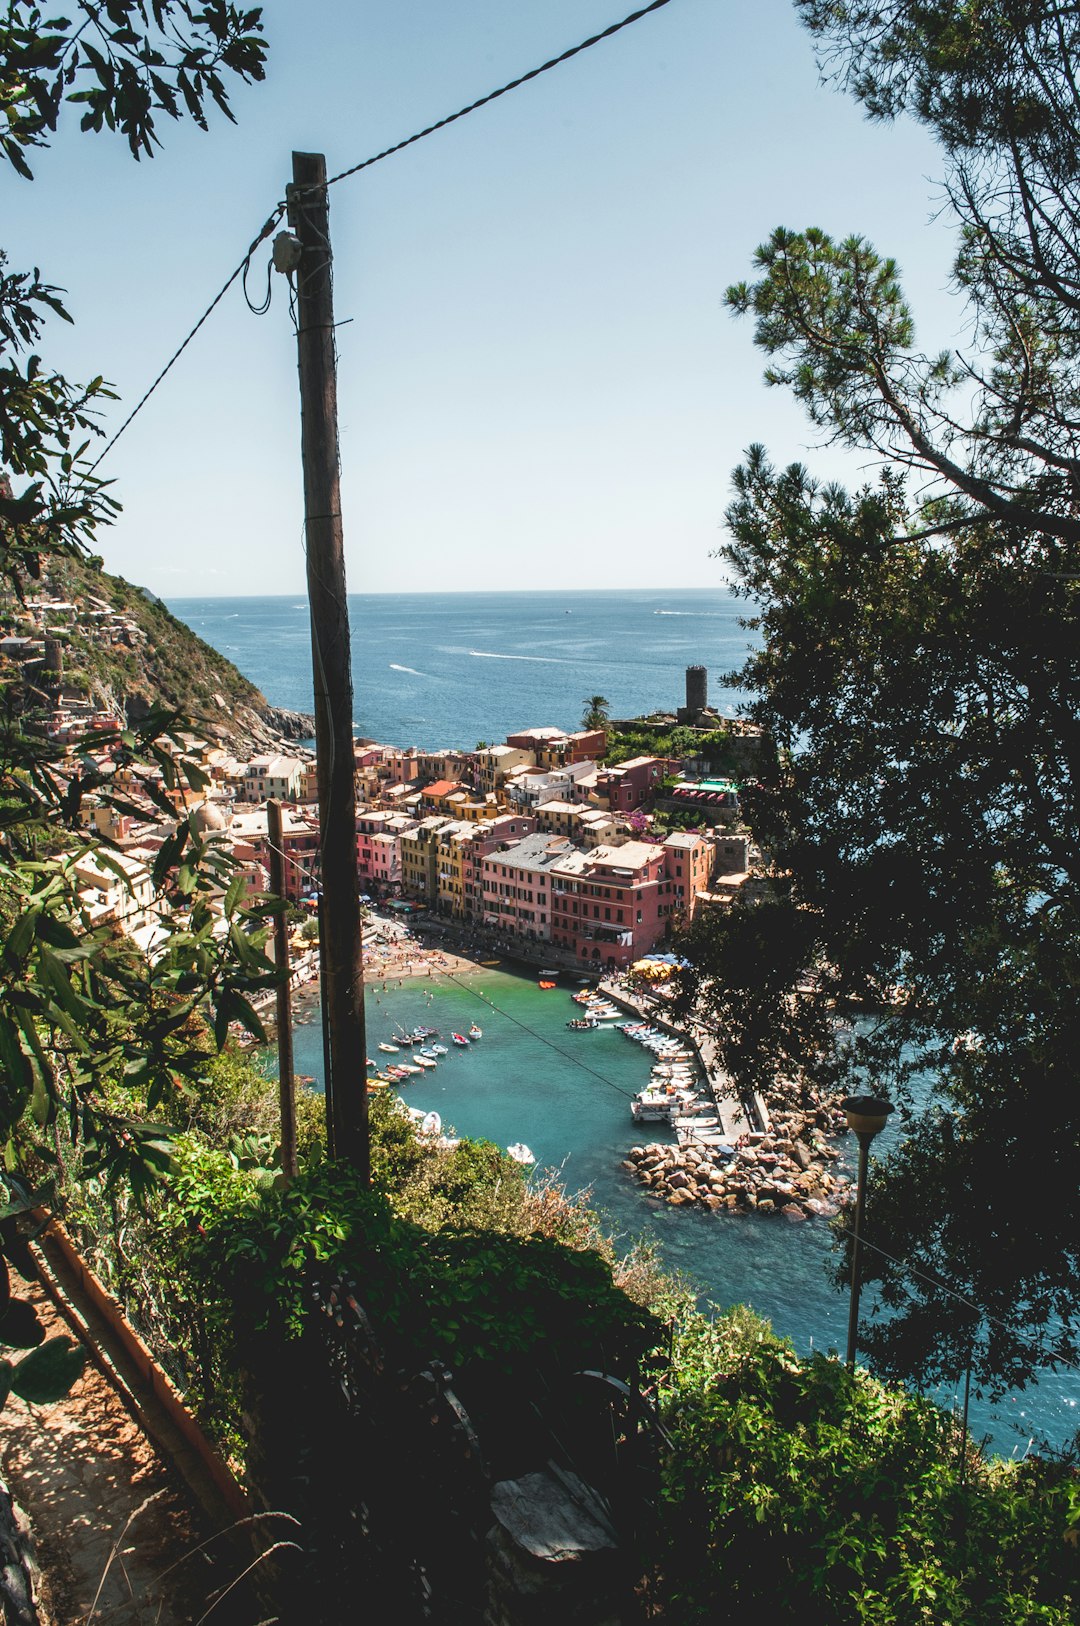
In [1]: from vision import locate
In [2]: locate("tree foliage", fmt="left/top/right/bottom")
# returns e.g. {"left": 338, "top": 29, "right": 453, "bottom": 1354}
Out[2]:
{"left": 683, "top": 0, "right": 1080, "bottom": 1394}
{"left": 0, "top": 4, "right": 270, "bottom": 1193}
{"left": 653, "top": 1306, "right": 1080, "bottom": 1624}
{"left": 1, "top": 0, "right": 266, "bottom": 177}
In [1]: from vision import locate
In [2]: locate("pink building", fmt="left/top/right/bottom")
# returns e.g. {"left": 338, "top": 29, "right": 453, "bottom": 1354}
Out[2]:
{"left": 504, "top": 727, "right": 606, "bottom": 767}
{"left": 356, "top": 809, "right": 416, "bottom": 893}
{"left": 594, "top": 756, "right": 673, "bottom": 814}
{"left": 549, "top": 841, "right": 667, "bottom": 969}
{"left": 480, "top": 832, "right": 570, "bottom": 940}
{"left": 661, "top": 830, "right": 714, "bottom": 925}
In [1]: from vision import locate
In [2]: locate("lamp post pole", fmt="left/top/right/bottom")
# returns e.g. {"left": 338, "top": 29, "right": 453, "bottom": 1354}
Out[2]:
{"left": 841, "top": 1095, "right": 893, "bottom": 1371}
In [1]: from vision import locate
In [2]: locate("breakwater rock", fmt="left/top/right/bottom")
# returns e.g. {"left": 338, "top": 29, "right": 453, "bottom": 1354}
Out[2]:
{"left": 623, "top": 1103, "right": 853, "bottom": 1219}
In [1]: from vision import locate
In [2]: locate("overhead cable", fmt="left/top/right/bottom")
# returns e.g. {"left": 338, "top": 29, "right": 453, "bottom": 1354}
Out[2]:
{"left": 84, "top": 0, "right": 678, "bottom": 473}
{"left": 84, "top": 205, "right": 286, "bottom": 475}
{"left": 318, "top": 0, "right": 677, "bottom": 193}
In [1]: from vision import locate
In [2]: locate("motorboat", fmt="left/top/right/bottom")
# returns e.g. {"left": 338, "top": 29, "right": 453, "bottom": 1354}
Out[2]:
{"left": 631, "top": 1089, "right": 697, "bottom": 1124}
{"left": 396, "top": 1062, "right": 423, "bottom": 1075}
{"left": 430, "top": 1043, "right": 449, "bottom": 1056}
{"left": 451, "top": 1032, "right": 470, "bottom": 1046}
{"left": 413, "top": 1054, "right": 437, "bottom": 1069}
{"left": 468, "top": 1025, "right": 483, "bottom": 1040}
{"left": 507, "top": 1143, "right": 535, "bottom": 1165}
{"left": 567, "top": 1017, "right": 597, "bottom": 1030}
{"left": 378, "top": 1041, "right": 399, "bottom": 1053}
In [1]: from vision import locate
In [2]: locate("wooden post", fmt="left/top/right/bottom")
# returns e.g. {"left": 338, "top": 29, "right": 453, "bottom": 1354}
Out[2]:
{"left": 287, "top": 151, "right": 369, "bottom": 1179}
{"left": 266, "top": 798, "right": 298, "bottom": 1180}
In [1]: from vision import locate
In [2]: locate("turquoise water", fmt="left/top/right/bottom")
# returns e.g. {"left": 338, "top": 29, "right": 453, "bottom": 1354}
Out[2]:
{"left": 288, "top": 968, "right": 1079, "bottom": 1456}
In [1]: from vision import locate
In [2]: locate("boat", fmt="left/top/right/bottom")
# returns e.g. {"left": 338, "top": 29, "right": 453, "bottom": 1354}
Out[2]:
{"left": 413, "top": 1054, "right": 437, "bottom": 1069}
{"left": 506, "top": 1143, "right": 535, "bottom": 1165}
{"left": 430, "top": 1043, "right": 449, "bottom": 1056}
{"left": 540, "top": 969, "right": 559, "bottom": 978}
{"left": 378, "top": 1041, "right": 399, "bottom": 1053}
{"left": 481, "top": 959, "right": 501, "bottom": 967}
{"left": 468, "top": 1024, "right": 483, "bottom": 1040}
{"left": 567, "top": 1017, "right": 597, "bottom": 1030}
{"left": 631, "top": 1091, "right": 697, "bottom": 1124}
{"left": 538, "top": 981, "right": 556, "bottom": 990}
{"left": 396, "top": 1062, "right": 423, "bottom": 1075}
{"left": 451, "top": 1032, "right": 470, "bottom": 1046}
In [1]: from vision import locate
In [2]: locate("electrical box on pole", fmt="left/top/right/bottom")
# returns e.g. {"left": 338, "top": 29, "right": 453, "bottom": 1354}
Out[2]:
{"left": 287, "top": 150, "right": 369, "bottom": 1180}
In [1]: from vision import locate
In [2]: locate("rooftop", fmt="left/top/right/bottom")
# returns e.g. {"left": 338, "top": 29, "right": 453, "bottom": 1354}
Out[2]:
{"left": 483, "top": 832, "right": 574, "bottom": 873}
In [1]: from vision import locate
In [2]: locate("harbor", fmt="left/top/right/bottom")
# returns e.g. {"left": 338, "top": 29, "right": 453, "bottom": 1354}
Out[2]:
{"left": 282, "top": 943, "right": 1079, "bottom": 1455}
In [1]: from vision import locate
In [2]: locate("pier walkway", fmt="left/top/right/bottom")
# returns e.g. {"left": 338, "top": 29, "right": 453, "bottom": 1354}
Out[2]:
{"left": 597, "top": 978, "right": 767, "bottom": 1139}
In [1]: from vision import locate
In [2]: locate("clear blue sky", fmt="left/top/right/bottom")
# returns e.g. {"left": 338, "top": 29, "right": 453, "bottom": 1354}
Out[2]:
{"left": 4, "top": 0, "right": 959, "bottom": 597}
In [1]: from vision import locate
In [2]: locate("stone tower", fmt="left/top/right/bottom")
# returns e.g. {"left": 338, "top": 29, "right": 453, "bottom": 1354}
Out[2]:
{"left": 677, "top": 665, "right": 708, "bottom": 724}
{"left": 686, "top": 665, "right": 707, "bottom": 715}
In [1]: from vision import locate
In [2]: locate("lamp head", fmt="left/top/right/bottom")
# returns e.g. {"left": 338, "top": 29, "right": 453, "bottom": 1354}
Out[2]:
{"left": 841, "top": 1094, "right": 894, "bottom": 1138}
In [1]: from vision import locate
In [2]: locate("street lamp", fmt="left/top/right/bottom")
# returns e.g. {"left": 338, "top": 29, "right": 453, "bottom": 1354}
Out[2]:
{"left": 841, "top": 1093, "right": 894, "bottom": 1370}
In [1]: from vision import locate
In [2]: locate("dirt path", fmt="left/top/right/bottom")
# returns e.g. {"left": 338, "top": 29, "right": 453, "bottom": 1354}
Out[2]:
{"left": 1, "top": 1285, "right": 246, "bottom": 1625}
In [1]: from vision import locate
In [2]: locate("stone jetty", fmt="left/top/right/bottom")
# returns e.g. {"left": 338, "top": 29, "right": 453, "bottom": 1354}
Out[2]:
{"left": 623, "top": 1100, "right": 853, "bottom": 1219}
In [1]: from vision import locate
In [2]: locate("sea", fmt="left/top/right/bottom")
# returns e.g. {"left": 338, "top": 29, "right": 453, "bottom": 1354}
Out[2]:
{"left": 168, "top": 587, "right": 749, "bottom": 749}
{"left": 169, "top": 587, "right": 1080, "bottom": 1456}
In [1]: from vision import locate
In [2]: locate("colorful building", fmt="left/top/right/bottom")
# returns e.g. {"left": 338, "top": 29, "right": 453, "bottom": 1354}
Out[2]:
{"left": 593, "top": 756, "right": 672, "bottom": 813}
{"left": 480, "top": 832, "right": 574, "bottom": 941}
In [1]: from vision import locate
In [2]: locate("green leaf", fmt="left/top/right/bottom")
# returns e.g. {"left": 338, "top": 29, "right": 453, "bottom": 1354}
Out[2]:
{"left": 223, "top": 870, "right": 246, "bottom": 920}
{"left": 10, "top": 1336, "right": 86, "bottom": 1404}
{"left": 4, "top": 908, "right": 39, "bottom": 969}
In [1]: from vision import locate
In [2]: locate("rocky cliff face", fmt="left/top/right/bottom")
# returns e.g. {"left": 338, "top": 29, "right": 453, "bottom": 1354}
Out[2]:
{"left": 0, "top": 556, "right": 314, "bottom": 755}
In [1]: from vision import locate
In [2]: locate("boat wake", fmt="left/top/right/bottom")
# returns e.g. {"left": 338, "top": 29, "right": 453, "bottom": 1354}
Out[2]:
{"left": 466, "top": 650, "right": 567, "bottom": 663}
{"left": 389, "top": 663, "right": 426, "bottom": 676}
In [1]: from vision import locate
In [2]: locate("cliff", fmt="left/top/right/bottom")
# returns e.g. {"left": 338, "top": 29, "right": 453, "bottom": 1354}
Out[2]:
{"left": 0, "top": 554, "right": 314, "bottom": 753}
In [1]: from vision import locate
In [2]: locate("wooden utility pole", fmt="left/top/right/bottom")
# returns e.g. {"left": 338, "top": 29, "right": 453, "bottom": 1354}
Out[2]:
{"left": 287, "top": 151, "right": 369, "bottom": 1180}
{"left": 266, "top": 798, "right": 298, "bottom": 1180}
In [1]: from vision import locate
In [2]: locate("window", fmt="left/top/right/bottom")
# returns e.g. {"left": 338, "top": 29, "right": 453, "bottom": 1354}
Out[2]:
{"left": 636, "top": 909, "right": 643, "bottom": 923}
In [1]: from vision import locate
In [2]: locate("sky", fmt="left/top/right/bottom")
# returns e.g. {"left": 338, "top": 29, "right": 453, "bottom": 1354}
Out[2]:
{"left": 3, "top": 0, "right": 963, "bottom": 597}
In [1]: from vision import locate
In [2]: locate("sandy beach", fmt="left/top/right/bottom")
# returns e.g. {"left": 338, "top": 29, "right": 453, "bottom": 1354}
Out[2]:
{"left": 361, "top": 918, "right": 486, "bottom": 986}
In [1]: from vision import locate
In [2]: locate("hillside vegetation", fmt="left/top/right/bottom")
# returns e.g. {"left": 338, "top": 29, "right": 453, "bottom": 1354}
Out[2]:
{"left": 2, "top": 554, "right": 307, "bottom": 750}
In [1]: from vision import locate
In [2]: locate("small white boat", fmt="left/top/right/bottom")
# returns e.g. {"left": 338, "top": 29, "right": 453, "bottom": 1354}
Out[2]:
{"left": 397, "top": 1062, "right": 423, "bottom": 1075}
{"left": 468, "top": 1024, "right": 483, "bottom": 1040}
{"left": 452, "top": 1033, "right": 470, "bottom": 1047}
{"left": 378, "top": 1041, "right": 399, "bottom": 1053}
{"left": 430, "top": 1043, "right": 449, "bottom": 1056}
{"left": 413, "top": 1055, "right": 437, "bottom": 1069}
{"left": 507, "top": 1143, "right": 535, "bottom": 1165}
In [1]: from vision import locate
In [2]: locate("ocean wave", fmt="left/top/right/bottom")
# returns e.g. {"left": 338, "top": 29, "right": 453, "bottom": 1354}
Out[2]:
{"left": 654, "top": 609, "right": 723, "bottom": 617}
{"left": 389, "top": 663, "right": 426, "bottom": 677}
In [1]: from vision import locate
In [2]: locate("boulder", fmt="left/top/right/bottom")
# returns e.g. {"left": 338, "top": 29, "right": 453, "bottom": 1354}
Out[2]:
{"left": 782, "top": 1203, "right": 807, "bottom": 1222}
